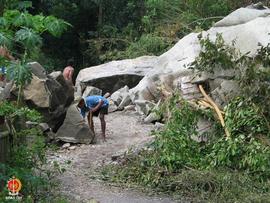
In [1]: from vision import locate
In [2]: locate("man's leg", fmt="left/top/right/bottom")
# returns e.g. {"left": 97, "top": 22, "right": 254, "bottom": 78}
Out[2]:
{"left": 99, "top": 113, "right": 106, "bottom": 141}
{"left": 87, "top": 111, "right": 95, "bottom": 135}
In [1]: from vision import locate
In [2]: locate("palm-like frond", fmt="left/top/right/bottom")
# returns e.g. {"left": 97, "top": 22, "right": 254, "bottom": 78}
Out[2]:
{"left": 15, "top": 27, "right": 42, "bottom": 50}
{"left": 44, "top": 16, "right": 71, "bottom": 37}
{"left": 6, "top": 61, "right": 32, "bottom": 86}
{"left": 0, "top": 31, "right": 13, "bottom": 49}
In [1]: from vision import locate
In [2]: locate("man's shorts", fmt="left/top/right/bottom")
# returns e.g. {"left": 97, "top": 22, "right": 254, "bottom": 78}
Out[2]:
{"left": 93, "top": 106, "right": 108, "bottom": 117}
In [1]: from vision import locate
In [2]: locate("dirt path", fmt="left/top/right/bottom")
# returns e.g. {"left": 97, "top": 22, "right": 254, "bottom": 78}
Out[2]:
{"left": 48, "top": 111, "right": 176, "bottom": 203}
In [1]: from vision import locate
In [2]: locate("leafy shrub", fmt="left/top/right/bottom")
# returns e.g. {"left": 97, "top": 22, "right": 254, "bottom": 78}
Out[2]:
{"left": 0, "top": 102, "right": 59, "bottom": 202}
{"left": 103, "top": 95, "right": 270, "bottom": 201}
{"left": 151, "top": 96, "right": 204, "bottom": 171}
{"left": 0, "top": 128, "right": 53, "bottom": 202}
{"left": 208, "top": 98, "right": 270, "bottom": 176}
{"left": 124, "top": 34, "right": 171, "bottom": 58}
{"left": 239, "top": 43, "right": 270, "bottom": 119}
{"left": 103, "top": 36, "right": 270, "bottom": 198}
{"left": 0, "top": 101, "right": 42, "bottom": 122}
{"left": 190, "top": 33, "right": 245, "bottom": 72}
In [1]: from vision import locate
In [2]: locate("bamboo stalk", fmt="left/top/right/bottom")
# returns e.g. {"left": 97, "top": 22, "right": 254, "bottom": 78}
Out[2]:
{"left": 198, "top": 100, "right": 225, "bottom": 115}
{"left": 198, "top": 85, "right": 230, "bottom": 138}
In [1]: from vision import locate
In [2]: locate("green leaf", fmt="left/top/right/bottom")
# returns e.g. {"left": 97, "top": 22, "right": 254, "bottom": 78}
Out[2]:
{"left": 0, "top": 32, "right": 13, "bottom": 48}
{"left": 6, "top": 62, "right": 32, "bottom": 86}
{"left": 44, "top": 16, "right": 71, "bottom": 37}
{"left": 31, "top": 15, "right": 46, "bottom": 33}
{"left": 12, "top": 12, "right": 33, "bottom": 27}
{"left": 15, "top": 27, "right": 42, "bottom": 49}
{"left": 15, "top": 1, "right": 33, "bottom": 10}
{"left": 0, "top": 17, "right": 8, "bottom": 27}
{"left": 3, "top": 10, "right": 21, "bottom": 24}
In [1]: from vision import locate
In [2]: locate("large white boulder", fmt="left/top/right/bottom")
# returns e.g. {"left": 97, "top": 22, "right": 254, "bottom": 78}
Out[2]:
{"left": 75, "top": 56, "right": 158, "bottom": 95}
{"left": 130, "top": 6, "right": 270, "bottom": 113}
{"left": 76, "top": 6, "right": 270, "bottom": 115}
{"left": 214, "top": 7, "right": 270, "bottom": 27}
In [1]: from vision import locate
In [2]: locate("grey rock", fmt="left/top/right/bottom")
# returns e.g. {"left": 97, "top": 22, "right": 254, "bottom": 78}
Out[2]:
{"left": 110, "top": 86, "right": 130, "bottom": 106}
{"left": 74, "top": 7, "right": 270, "bottom": 116}
{"left": 124, "top": 105, "right": 136, "bottom": 111}
{"left": 62, "top": 143, "right": 71, "bottom": 149}
{"left": 8, "top": 68, "right": 74, "bottom": 132}
{"left": 134, "top": 100, "right": 156, "bottom": 115}
{"left": 20, "top": 74, "right": 72, "bottom": 132}
{"left": 75, "top": 56, "right": 157, "bottom": 94}
{"left": 118, "top": 94, "right": 132, "bottom": 109}
{"left": 211, "top": 80, "right": 240, "bottom": 107}
{"left": 247, "top": 2, "right": 267, "bottom": 10}
{"left": 191, "top": 118, "right": 212, "bottom": 143}
{"left": 2, "top": 81, "right": 13, "bottom": 100}
{"left": 0, "top": 87, "right": 4, "bottom": 101}
{"left": 23, "top": 75, "right": 49, "bottom": 108}
{"left": 28, "top": 62, "right": 47, "bottom": 79}
{"left": 69, "top": 146, "right": 76, "bottom": 150}
{"left": 56, "top": 104, "right": 95, "bottom": 144}
{"left": 144, "top": 112, "right": 160, "bottom": 124}
{"left": 0, "top": 81, "right": 5, "bottom": 88}
{"left": 47, "top": 72, "right": 74, "bottom": 108}
{"left": 38, "top": 123, "right": 50, "bottom": 132}
{"left": 110, "top": 91, "right": 121, "bottom": 106}
{"left": 214, "top": 7, "right": 270, "bottom": 27}
{"left": 25, "top": 121, "right": 38, "bottom": 128}
{"left": 108, "top": 99, "right": 118, "bottom": 113}
{"left": 82, "top": 86, "right": 102, "bottom": 98}
{"left": 48, "top": 71, "right": 62, "bottom": 79}
{"left": 143, "top": 100, "right": 162, "bottom": 123}
{"left": 46, "top": 131, "right": 56, "bottom": 140}
{"left": 154, "top": 122, "right": 165, "bottom": 131}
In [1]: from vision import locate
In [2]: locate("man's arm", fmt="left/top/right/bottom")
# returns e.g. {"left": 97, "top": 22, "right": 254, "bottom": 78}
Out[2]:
{"left": 91, "top": 100, "right": 104, "bottom": 112}
{"left": 68, "top": 68, "right": 74, "bottom": 81}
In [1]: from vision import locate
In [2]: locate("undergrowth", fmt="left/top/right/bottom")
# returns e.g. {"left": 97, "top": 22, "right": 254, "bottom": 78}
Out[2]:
{"left": 102, "top": 35, "right": 270, "bottom": 202}
{"left": 0, "top": 102, "right": 68, "bottom": 202}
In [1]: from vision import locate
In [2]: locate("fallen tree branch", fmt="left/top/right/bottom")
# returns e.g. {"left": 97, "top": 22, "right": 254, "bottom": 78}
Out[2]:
{"left": 197, "top": 100, "right": 225, "bottom": 115}
{"left": 198, "top": 85, "right": 230, "bottom": 138}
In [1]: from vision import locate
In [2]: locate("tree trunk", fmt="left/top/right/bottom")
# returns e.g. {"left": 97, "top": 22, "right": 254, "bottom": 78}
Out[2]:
{"left": 97, "top": 0, "right": 103, "bottom": 37}
{"left": 98, "top": 0, "right": 103, "bottom": 28}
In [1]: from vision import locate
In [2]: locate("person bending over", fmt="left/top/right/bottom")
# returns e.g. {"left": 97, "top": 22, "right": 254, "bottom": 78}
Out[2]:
{"left": 77, "top": 95, "right": 109, "bottom": 142}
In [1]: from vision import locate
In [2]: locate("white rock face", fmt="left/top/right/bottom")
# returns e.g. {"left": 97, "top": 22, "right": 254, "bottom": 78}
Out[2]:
{"left": 214, "top": 7, "right": 270, "bottom": 27}
{"left": 75, "top": 56, "right": 158, "bottom": 94}
{"left": 130, "top": 7, "right": 270, "bottom": 113}
{"left": 76, "top": 6, "right": 270, "bottom": 115}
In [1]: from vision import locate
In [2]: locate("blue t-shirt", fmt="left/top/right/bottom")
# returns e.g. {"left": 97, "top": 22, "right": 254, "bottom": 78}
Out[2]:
{"left": 0, "top": 67, "right": 6, "bottom": 74}
{"left": 80, "top": 95, "right": 109, "bottom": 118}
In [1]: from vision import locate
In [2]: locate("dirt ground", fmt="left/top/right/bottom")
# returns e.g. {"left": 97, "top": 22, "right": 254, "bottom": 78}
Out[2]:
{"left": 47, "top": 110, "right": 176, "bottom": 203}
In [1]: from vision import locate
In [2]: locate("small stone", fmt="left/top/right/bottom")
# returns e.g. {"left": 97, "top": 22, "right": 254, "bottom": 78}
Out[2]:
{"left": 124, "top": 105, "right": 136, "bottom": 111}
{"left": 62, "top": 143, "right": 71, "bottom": 149}
{"left": 154, "top": 122, "right": 165, "bottom": 131}
{"left": 69, "top": 146, "right": 76, "bottom": 150}
{"left": 38, "top": 123, "right": 50, "bottom": 132}
{"left": 25, "top": 121, "right": 38, "bottom": 128}
{"left": 144, "top": 112, "right": 160, "bottom": 124}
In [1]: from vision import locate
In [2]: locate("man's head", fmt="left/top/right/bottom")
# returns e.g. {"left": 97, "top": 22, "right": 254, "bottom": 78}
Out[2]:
{"left": 77, "top": 98, "right": 85, "bottom": 109}
{"left": 67, "top": 59, "right": 74, "bottom": 66}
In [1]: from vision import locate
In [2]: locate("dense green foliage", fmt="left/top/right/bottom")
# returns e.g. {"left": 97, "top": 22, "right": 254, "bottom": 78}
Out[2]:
{"left": 102, "top": 34, "right": 270, "bottom": 202}
{"left": 11, "top": 0, "right": 265, "bottom": 73}
{"left": 0, "top": 102, "right": 47, "bottom": 202}
{"left": 0, "top": 4, "right": 70, "bottom": 104}
{"left": 0, "top": 102, "right": 68, "bottom": 202}
{"left": 190, "top": 33, "right": 244, "bottom": 72}
{"left": 1, "top": 1, "right": 269, "bottom": 202}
